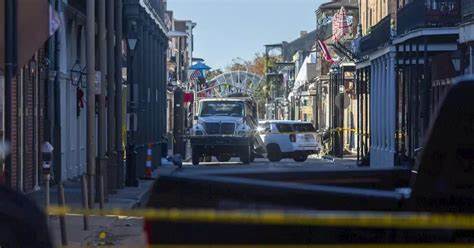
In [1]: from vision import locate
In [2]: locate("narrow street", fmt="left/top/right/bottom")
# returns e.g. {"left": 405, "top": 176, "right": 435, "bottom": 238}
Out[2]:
{"left": 1, "top": 0, "right": 474, "bottom": 246}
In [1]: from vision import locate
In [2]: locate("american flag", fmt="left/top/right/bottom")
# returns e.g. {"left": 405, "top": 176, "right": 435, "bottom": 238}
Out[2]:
{"left": 318, "top": 40, "right": 334, "bottom": 64}
{"left": 189, "top": 70, "right": 202, "bottom": 81}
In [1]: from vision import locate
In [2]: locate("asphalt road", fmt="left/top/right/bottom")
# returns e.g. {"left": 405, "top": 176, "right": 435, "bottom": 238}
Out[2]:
{"left": 185, "top": 156, "right": 355, "bottom": 169}
{"left": 156, "top": 156, "right": 359, "bottom": 177}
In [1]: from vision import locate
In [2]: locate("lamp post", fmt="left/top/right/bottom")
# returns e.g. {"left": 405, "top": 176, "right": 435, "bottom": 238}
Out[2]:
{"left": 125, "top": 37, "right": 139, "bottom": 187}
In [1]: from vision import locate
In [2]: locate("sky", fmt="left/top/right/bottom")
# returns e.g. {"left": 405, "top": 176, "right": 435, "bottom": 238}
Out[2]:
{"left": 167, "top": 0, "right": 325, "bottom": 70}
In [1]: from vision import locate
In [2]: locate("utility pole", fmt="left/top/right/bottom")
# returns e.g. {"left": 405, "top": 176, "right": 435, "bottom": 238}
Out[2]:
{"left": 86, "top": 0, "right": 96, "bottom": 209}
{"left": 97, "top": 0, "right": 107, "bottom": 201}
{"left": 4, "top": 0, "right": 18, "bottom": 188}
{"left": 115, "top": 0, "right": 124, "bottom": 189}
{"left": 107, "top": 0, "right": 116, "bottom": 193}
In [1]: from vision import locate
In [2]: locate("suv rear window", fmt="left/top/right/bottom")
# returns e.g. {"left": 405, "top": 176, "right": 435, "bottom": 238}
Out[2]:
{"left": 275, "top": 124, "right": 293, "bottom": 133}
{"left": 293, "top": 123, "right": 316, "bottom": 132}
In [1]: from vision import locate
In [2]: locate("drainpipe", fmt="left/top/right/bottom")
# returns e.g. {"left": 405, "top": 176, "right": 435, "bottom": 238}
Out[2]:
{"left": 97, "top": 0, "right": 108, "bottom": 202}
{"left": 115, "top": 0, "right": 124, "bottom": 189}
{"left": 53, "top": 0, "right": 62, "bottom": 185}
{"left": 86, "top": 0, "right": 96, "bottom": 209}
{"left": 106, "top": 0, "right": 116, "bottom": 193}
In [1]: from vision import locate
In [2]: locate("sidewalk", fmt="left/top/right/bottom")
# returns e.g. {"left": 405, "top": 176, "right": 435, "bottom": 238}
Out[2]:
{"left": 28, "top": 172, "right": 157, "bottom": 248}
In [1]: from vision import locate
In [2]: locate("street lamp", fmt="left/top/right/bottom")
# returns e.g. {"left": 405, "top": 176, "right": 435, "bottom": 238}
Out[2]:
{"left": 126, "top": 37, "right": 139, "bottom": 187}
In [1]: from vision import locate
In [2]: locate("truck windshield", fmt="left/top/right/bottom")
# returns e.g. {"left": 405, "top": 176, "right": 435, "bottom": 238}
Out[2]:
{"left": 200, "top": 101, "right": 244, "bottom": 117}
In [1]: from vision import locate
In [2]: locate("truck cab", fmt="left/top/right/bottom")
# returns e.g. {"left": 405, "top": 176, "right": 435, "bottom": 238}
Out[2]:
{"left": 190, "top": 97, "right": 259, "bottom": 165}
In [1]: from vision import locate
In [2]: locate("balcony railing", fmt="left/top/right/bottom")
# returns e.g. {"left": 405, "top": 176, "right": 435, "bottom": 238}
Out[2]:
{"left": 316, "top": 23, "right": 333, "bottom": 41}
{"left": 462, "top": 0, "right": 474, "bottom": 23}
{"left": 359, "top": 15, "right": 391, "bottom": 55}
{"left": 397, "top": 0, "right": 461, "bottom": 35}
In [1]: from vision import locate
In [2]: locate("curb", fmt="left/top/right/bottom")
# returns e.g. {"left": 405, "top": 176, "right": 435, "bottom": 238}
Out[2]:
{"left": 131, "top": 180, "right": 154, "bottom": 209}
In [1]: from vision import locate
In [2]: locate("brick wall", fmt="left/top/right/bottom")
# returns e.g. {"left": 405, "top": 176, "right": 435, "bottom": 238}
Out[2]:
{"left": 7, "top": 49, "right": 46, "bottom": 192}
{"left": 10, "top": 75, "right": 18, "bottom": 189}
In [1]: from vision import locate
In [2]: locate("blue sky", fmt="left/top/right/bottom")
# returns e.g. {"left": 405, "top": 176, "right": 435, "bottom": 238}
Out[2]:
{"left": 167, "top": 0, "right": 324, "bottom": 70}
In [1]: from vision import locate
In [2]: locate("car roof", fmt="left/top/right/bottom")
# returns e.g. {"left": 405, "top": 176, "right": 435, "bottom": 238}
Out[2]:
{"left": 258, "top": 120, "right": 312, "bottom": 125}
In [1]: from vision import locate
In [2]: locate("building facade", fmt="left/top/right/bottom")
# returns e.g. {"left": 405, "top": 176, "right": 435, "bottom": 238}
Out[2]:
{"left": 312, "top": 0, "right": 359, "bottom": 157}
{"left": 354, "top": 0, "right": 462, "bottom": 167}
{"left": 124, "top": 0, "right": 169, "bottom": 180}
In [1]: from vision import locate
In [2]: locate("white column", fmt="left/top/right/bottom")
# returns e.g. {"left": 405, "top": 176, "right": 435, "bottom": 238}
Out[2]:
{"left": 377, "top": 58, "right": 383, "bottom": 163}
{"left": 384, "top": 55, "right": 389, "bottom": 151}
{"left": 377, "top": 58, "right": 383, "bottom": 165}
{"left": 384, "top": 55, "right": 390, "bottom": 166}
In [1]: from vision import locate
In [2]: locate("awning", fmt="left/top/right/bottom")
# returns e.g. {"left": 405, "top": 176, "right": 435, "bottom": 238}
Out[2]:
{"left": 291, "top": 53, "right": 317, "bottom": 94}
{"left": 0, "top": 0, "right": 59, "bottom": 72}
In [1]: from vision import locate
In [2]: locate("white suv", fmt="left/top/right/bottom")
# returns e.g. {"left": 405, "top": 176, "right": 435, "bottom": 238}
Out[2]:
{"left": 258, "top": 120, "right": 321, "bottom": 162}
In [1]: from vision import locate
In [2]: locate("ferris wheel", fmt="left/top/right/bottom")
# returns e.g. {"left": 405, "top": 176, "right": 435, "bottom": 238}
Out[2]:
{"left": 201, "top": 71, "right": 264, "bottom": 98}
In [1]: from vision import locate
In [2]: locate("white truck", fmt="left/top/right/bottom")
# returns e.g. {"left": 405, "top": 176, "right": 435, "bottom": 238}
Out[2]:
{"left": 190, "top": 97, "right": 261, "bottom": 165}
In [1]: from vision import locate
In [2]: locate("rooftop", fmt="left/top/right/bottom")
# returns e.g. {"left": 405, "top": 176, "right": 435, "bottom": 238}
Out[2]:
{"left": 318, "top": 0, "right": 358, "bottom": 10}
{"left": 282, "top": 30, "right": 318, "bottom": 61}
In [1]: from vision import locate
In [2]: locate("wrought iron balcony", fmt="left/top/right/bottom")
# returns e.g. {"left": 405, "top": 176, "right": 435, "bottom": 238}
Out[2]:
{"left": 358, "top": 15, "right": 391, "bottom": 55}
{"left": 397, "top": 0, "right": 461, "bottom": 35}
{"left": 316, "top": 23, "right": 333, "bottom": 41}
{"left": 462, "top": 0, "right": 474, "bottom": 23}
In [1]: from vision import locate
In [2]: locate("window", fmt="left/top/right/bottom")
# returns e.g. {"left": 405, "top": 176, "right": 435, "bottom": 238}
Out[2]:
{"left": 200, "top": 101, "right": 244, "bottom": 117}
{"left": 275, "top": 123, "right": 293, "bottom": 133}
{"left": 293, "top": 123, "right": 316, "bottom": 132}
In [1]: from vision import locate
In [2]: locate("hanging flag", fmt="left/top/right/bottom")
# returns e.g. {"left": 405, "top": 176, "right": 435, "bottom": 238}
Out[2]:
{"left": 332, "top": 6, "right": 351, "bottom": 42}
{"left": 318, "top": 40, "right": 334, "bottom": 64}
{"left": 49, "top": 4, "right": 61, "bottom": 36}
{"left": 189, "top": 70, "right": 202, "bottom": 82}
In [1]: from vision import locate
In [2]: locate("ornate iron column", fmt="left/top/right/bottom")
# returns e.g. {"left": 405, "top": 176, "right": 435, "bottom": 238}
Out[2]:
{"left": 124, "top": 0, "right": 140, "bottom": 186}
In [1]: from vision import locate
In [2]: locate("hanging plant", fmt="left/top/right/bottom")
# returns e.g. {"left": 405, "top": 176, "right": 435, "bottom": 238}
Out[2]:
{"left": 76, "top": 87, "right": 85, "bottom": 117}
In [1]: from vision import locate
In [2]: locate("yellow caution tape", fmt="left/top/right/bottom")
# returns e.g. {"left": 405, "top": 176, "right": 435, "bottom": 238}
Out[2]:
{"left": 48, "top": 206, "right": 474, "bottom": 230}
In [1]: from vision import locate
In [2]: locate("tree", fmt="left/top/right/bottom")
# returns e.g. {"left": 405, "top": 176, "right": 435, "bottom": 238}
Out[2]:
{"left": 206, "top": 69, "right": 224, "bottom": 81}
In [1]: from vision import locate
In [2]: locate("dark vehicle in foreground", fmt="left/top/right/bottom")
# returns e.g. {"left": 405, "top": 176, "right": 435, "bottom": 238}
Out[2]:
{"left": 146, "top": 79, "right": 474, "bottom": 244}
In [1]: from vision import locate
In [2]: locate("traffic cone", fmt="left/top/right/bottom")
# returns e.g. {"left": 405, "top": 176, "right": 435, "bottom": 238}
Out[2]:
{"left": 144, "top": 143, "right": 153, "bottom": 179}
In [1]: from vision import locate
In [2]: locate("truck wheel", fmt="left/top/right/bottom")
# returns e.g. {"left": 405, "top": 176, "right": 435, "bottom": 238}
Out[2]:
{"left": 217, "top": 154, "right": 231, "bottom": 162}
{"left": 192, "top": 147, "right": 201, "bottom": 166}
{"left": 240, "top": 146, "right": 252, "bottom": 164}
{"left": 267, "top": 144, "right": 282, "bottom": 162}
{"left": 293, "top": 154, "right": 308, "bottom": 162}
